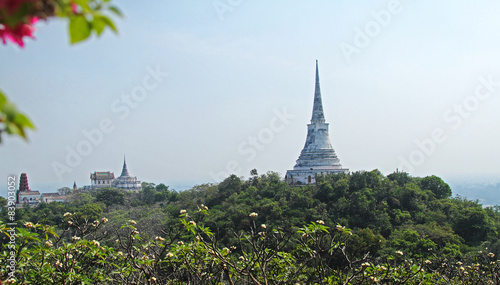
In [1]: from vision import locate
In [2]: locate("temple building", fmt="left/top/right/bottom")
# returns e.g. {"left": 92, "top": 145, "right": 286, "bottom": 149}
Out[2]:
{"left": 16, "top": 173, "right": 40, "bottom": 206}
{"left": 112, "top": 157, "right": 142, "bottom": 192}
{"left": 85, "top": 157, "right": 142, "bottom": 191}
{"left": 90, "top": 171, "right": 115, "bottom": 188}
{"left": 285, "top": 61, "right": 349, "bottom": 185}
{"left": 41, "top": 193, "right": 70, "bottom": 203}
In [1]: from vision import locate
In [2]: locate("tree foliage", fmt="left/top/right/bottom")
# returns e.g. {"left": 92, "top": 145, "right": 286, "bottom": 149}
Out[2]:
{"left": 1, "top": 171, "right": 500, "bottom": 283}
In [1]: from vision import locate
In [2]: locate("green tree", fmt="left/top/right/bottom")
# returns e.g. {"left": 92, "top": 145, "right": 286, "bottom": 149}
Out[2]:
{"left": 95, "top": 187, "right": 125, "bottom": 206}
{"left": 419, "top": 175, "right": 452, "bottom": 199}
{"left": 75, "top": 202, "right": 104, "bottom": 221}
{"left": 0, "top": 196, "right": 7, "bottom": 207}
{"left": 387, "top": 171, "right": 412, "bottom": 186}
{"left": 453, "top": 206, "right": 492, "bottom": 245}
{"left": 57, "top": 187, "right": 72, "bottom": 195}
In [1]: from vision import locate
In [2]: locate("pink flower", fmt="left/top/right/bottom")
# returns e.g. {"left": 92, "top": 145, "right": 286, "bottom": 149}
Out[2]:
{"left": 70, "top": 2, "right": 78, "bottom": 14}
{"left": 0, "top": 16, "right": 37, "bottom": 47}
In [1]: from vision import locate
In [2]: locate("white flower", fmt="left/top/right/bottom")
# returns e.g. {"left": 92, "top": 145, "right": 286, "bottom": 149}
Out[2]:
{"left": 55, "top": 260, "right": 62, "bottom": 267}
{"left": 166, "top": 252, "right": 174, "bottom": 258}
{"left": 395, "top": 251, "right": 403, "bottom": 256}
{"left": 189, "top": 221, "right": 196, "bottom": 226}
{"left": 45, "top": 240, "right": 53, "bottom": 247}
{"left": 63, "top": 212, "right": 72, "bottom": 218}
{"left": 129, "top": 220, "right": 137, "bottom": 225}
{"left": 425, "top": 260, "right": 432, "bottom": 264}
{"left": 178, "top": 241, "right": 184, "bottom": 245}
{"left": 24, "top": 222, "right": 34, "bottom": 228}
{"left": 180, "top": 209, "right": 187, "bottom": 214}
{"left": 362, "top": 262, "right": 370, "bottom": 268}
{"left": 249, "top": 212, "right": 258, "bottom": 218}
{"left": 72, "top": 236, "right": 80, "bottom": 241}
{"left": 201, "top": 204, "right": 208, "bottom": 210}
{"left": 316, "top": 220, "right": 325, "bottom": 225}
{"left": 101, "top": 217, "right": 108, "bottom": 223}
{"left": 488, "top": 252, "right": 495, "bottom": 258}
{"left": 90, "top": 240, "right": 100, "bottom": 246}
{"left": 155, "top": 236, "right": 165, "bottom": 242}
{"left": 261, "top": 224, "right": 266, "bottom": 229}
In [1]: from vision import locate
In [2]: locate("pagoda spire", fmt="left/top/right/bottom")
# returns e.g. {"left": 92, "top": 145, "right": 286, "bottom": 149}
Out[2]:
{"left": 120, "top": 155, "right": 130, "bottom": 177}
{"left": 311, "top": 60, "right": 326, "bottom": 124}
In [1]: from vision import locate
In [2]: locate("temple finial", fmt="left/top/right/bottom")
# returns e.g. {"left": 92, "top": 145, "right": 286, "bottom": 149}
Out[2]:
{"left": 121, "top": 155, "right": 130, "bottom": 177}
{"left": 311, "top": 60, "right": 325, "bottom": 123}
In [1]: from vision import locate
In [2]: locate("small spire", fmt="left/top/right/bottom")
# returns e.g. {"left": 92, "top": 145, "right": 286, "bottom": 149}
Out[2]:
{"left": 121, "top": 155, "right": 130, "bottom": 177}
{"left": 311, "top": 60, "right": 326, "bottom": 123}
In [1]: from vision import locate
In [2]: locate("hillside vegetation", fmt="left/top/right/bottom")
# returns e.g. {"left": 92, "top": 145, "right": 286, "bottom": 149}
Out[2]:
{"left": 1, "top": 170, "right": 500, "bottom": 284}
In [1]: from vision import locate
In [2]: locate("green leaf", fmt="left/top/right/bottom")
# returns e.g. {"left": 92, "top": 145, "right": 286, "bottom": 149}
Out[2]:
{"left": 14, "top": 113, "right": 35, "bottom": 129}
{"left": 72, "top": 0, "right": 91, "bottom": 13}
{"left": 69, "top": 15, "right": 92, "bottom": 44}
{"left": 2, "top": 102, "right": 17, "bottom": 121}
{"left": 0, "top": 90, "right": 6, "bottom": 108}
{"left": 100, "top": 15, "right": 118, "bottom": 34}
{"left": 5, "top": 121, "right": 24, "bottom": 138}
{"left": 108, "top": 6, "right": 123, "bottom": 17}
{"left": 92, "top": 16, "right": 106, "bottom": 36}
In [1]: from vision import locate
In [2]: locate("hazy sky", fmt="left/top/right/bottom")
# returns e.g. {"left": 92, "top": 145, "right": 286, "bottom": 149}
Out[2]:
{"left": 1, "top": 0, "right": 500, "bottom": 197}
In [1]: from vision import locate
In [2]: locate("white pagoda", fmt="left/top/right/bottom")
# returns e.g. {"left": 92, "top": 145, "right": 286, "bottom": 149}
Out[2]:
{"left": 112, "top": 157, "right": 142, "bottom": 191}
{"left": 285, "top": 61, "right": 348, "bottom": 185}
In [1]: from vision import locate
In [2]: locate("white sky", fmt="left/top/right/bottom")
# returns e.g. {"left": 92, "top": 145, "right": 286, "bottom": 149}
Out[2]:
{"left": 1, "top": 0, "right": 500, "bottom": 196}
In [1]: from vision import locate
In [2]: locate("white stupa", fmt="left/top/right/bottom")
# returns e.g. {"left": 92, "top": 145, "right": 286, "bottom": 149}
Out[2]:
{"left": 285, "top": 61, "right": 348, "bottom": 185}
